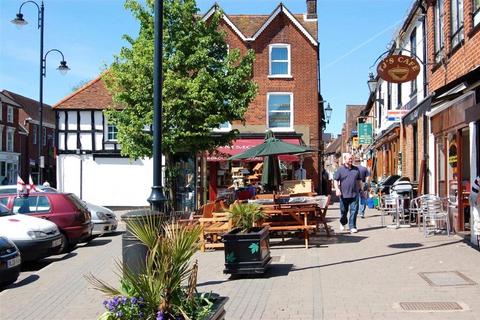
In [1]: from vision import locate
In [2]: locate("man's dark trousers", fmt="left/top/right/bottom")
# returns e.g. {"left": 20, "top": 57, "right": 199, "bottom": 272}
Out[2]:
{"left": 340, "top": 195, "right": 359, "bottom": 229}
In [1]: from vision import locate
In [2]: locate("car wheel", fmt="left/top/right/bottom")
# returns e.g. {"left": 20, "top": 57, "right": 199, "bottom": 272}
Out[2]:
{"left": 57, "top": 233, "right": 69, "bottom": 254}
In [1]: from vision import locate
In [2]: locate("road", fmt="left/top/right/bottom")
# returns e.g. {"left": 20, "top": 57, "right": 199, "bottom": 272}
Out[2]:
{"left": 0, "top": 228, "right": 123, "bottom": 320}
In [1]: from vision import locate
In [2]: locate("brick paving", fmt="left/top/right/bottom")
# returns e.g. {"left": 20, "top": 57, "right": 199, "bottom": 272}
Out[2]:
{"left": 1, "top": 205, "right": 480, "bottom": 319}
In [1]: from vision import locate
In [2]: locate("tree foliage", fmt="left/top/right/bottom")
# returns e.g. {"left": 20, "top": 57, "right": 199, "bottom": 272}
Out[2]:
{"left": 104, "top": 0, "right": 257, "bottom": 160}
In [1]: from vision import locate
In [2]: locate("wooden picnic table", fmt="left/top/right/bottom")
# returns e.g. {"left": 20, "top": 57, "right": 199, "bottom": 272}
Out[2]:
{"left": 259, "top": 199, "right": 330, "bottom": 248}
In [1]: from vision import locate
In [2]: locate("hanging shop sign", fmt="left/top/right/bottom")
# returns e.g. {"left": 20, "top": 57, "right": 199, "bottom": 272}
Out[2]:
{"left": 377, "top": 54, "right": 421, "bottom": 83}
{"left": 358, "top": 123, "right": 373, "bottom": 145}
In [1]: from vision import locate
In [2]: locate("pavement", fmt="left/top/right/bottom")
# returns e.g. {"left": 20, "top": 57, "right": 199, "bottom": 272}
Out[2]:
{"left": 1, "top": 205, "right": 480, "bottom": 320}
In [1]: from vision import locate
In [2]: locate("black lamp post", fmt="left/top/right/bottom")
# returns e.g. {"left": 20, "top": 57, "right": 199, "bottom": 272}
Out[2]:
{"left": 12, "top": 1, "right": 69, "bottom": 184}
{"left": 147, "top": 0, "right": 167, "bottom": 212}
{"left": 367, "top": 72, "right": 378, "bottom": 94}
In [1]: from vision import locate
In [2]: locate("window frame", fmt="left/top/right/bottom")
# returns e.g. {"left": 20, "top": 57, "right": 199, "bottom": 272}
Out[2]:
{"left": 268, "top": 44, "right": 291, "bottom": 78}
{"left": 212, "top": 121, "right": 232, "bottom": 132}
{"left": 434, "top": 0, "right": 445, "bottom": 63}
{"left": 473, "top": 0, "right": 480, "bottom": 28}
{"left": 267, "top": 92, "right": 294, "bottom": 131}
{"left": 450, "top": 0, "right": 464, "bottom": 50}
{"left": 410, "top": 28, "right": 418, "bottom": 95}
{"left": 7, "top": 106, "right": 13, "bottom": 123}
{"left": 106, "top": 123, "right": 118, "bottom": 142}
{"left": 6, "top": 128, "right": 14, "bottom": 152}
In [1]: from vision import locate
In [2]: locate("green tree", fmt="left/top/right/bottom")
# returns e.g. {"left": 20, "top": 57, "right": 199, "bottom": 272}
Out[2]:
{"left": 104, "top": 0, "right": 257, "bottom": 161}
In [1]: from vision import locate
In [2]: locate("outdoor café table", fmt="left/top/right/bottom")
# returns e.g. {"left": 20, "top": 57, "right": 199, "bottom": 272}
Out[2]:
{"left": 259, "top": 201, "right": 319, "bottom": 248}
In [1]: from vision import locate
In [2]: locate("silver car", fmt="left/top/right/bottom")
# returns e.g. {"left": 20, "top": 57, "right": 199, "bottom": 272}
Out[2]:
{"left": 0, "top": 185, "right": 118, "bottom": 236}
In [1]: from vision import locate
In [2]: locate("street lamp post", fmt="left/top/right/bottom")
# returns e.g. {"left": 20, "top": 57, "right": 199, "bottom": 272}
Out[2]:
{"left": 147, "top": 0, "right": 167, "bottom": 212}
{"left": 12, "top": 1, "right": 69, "bottom": 184}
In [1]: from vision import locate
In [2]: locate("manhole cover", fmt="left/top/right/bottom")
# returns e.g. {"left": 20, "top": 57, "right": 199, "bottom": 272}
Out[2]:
{"left": 399, "top": 302, "right": 464, "bottom": 311}
{"left": 419, "top": 271, "right": 477, "bottom": 286}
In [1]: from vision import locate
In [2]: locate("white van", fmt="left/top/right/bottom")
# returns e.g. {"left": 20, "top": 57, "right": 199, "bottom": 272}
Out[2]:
{"left": 0, "top": 204, "right": 63, "bottom": 261}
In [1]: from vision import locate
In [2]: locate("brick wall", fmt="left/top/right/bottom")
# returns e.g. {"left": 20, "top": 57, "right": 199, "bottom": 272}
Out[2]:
{"left": 220, "top": 13, "right": 320, "bottom": 185}
{"left": 427, "top": 0, "right": 480, "bottom": 91}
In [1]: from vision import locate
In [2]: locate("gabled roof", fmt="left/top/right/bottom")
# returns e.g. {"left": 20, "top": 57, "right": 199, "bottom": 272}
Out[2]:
{"left": 203, "top": 3, "right": 318, "bottom": 46}
{"left": 53, "top": 75, "right": 116, "bottom": 110}
{"left": 0, "top": 91, "right": 22, "bottom": 108}
{"left": 1, "top": 90, "right": 55, "bottom": 124}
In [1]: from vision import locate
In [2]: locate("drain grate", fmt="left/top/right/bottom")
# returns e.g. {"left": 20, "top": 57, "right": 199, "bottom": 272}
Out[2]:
{"left": 419, "top": 271, "right": 477, "bottom": 286}
{"left": 399, "top": 302, "right": 463, "bottom": 311}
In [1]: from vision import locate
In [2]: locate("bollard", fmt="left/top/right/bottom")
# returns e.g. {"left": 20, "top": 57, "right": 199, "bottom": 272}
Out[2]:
{"left": 121, "top": 209, "right": 163, "bottom": 276}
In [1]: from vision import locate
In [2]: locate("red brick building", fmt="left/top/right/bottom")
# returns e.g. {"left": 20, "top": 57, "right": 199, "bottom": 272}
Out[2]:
{"left": 425, "top": 0, "right": 480, "bottom": 233}
{"left": 205, "top": 1, "right": 322, "bottom": 200}
{"left": 1, "top": 90, "right": 56, "bottom": 185}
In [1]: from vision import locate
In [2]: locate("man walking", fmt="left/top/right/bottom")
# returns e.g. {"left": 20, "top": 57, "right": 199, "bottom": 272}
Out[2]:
{"left": 333, "top": 153, "right": 362, "bottom": 233}
{"left": 354, "top": 158, "right": 370, "bottom": 218}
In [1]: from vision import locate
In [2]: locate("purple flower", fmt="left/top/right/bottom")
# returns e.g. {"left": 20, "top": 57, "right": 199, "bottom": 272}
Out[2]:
{"left": 156, "top": 311, "right": 164, "bottom": 320}
{"left": 102, "top": 300, "right": 108, "bottom": 306}
{"left": 121, "top": 296, "right": 127, "bottom": 304}
{"left": 115, "top": 311, "right": 123, "bottom": 318}
{"left": 130, "top": 297, "right": 138, "bottom": 305}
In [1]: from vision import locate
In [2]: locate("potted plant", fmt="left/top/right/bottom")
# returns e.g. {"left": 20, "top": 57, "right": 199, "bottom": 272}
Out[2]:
{"left": 87, "top": 215, "right": 227, "bottom": 320}
{"left": 223, "top": 202, "right": 271, "bottom": 275}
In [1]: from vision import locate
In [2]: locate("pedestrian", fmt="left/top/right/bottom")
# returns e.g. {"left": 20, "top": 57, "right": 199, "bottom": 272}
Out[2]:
{"left": 333, "top": 153, "right": 362, "bottom": 233}
{"left": 354, "top": 157, "right": 370, "bottom": 218}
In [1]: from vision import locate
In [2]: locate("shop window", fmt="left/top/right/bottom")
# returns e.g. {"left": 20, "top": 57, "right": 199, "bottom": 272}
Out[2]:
{"left": 269, "top": 44, "right": 291, "bottom": 77}
{"left": 267, "top": 93, "right": 293, "bottom": 131}
{"left": 450, "top": 0, "right": 464, "bottom": 49}
{"left": 213, "top": 121, "right": 231, "bottom": 132}
{"left": 434, "top": 0, "right": 445, "bottom": 63}
{"left": 436, "top": 136, "right": 446, "bottom": 197}
{"left": 474, "top": 0, "right": 480, "bottom": 27}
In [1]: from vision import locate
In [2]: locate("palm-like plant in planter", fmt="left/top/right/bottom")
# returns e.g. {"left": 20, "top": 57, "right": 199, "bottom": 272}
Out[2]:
{"left": 223, "top": 202, "right": 271, "bottom": 275}
{"left": 86, "top": 215, "right": 227, "bottom": 320}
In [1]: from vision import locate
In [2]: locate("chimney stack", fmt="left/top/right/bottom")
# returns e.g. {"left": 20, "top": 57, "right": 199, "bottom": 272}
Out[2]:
{"left": 306, "top": 0, "right": 317, "bottom": 19}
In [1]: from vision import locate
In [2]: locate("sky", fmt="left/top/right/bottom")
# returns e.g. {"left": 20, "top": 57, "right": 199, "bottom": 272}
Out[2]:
{"left": 0, "top": 0, "right": 414, "bottom": 135}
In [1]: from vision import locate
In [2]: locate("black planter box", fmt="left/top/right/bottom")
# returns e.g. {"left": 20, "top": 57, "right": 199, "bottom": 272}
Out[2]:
{"left": 223, "top": 226, "right": 271, "bottom": 274}
{"left": 204, "top": 294, "right": 228, "bottom": 320}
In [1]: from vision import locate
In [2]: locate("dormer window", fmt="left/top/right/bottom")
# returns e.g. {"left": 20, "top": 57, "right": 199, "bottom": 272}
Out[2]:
{"left": 269, "top": 44, "right": 291, "bottom": 78}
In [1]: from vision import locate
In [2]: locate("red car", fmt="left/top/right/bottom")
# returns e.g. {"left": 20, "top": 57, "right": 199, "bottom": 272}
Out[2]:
{"left": 0, "top": 192, "right": 92, "bottom": 253}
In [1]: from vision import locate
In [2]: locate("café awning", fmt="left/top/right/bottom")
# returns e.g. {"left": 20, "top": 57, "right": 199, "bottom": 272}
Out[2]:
{"left": 207, "top": 137, "right": 303, "bottom": 162}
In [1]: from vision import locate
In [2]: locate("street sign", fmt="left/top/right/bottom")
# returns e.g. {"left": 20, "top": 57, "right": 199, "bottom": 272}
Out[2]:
{"left": 387, "top": 110, "right": 408, "bottom": 122}
{"left": 358, "top": 123, "right": 373, "bottom": 145}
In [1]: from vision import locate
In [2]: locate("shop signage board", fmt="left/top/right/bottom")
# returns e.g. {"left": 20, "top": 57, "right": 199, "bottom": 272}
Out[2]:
{"left": 387, "top": 110, "right": 408, "bottom": 122}
{"left": 358, "top": 123, "right": 373, "bottom": 145}
{"left": 377, "top": 54, "right": 421, "bottom": 83}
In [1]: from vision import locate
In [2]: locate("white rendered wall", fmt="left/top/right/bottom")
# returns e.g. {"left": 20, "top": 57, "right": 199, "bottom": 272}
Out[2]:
{"left": 57, "top": 154, "right": 154, "bottom": 207}
{"left": 470, "top": 122, "right": 478, "bottom": 245}
{"left": 428, "top": 131, "right": 435, "bottom": 195}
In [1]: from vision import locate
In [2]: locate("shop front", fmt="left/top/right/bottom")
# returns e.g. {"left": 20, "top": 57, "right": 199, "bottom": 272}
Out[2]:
{"left": 0, "top": 152, "right": 19, "bottom": 185}
{"left": 372, "top": 123, "right": 401, "bottom": 182}
{"left": 206, "top": 134, "right": 309, "bottom": 202}
{"left": 429, "top": 92, "right": 475, "bottom": 233}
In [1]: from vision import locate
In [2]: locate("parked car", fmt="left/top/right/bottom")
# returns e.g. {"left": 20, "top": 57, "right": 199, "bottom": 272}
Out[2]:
{"left": 0, "top": 185, "right": 118, "bottom": 236}
{"left": 0, "top": 203, "right": 62, "bottom": 261}
{"left": 0, "top": 192, "right": 92, "bottom": 253}
{"left": 0, "top": 236, "right": 21, "bottom": 287}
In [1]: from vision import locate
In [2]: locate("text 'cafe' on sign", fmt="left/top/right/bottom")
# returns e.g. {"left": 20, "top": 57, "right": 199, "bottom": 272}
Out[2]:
{"left": 377, "top": 54, "right": 421, "bottom": 83}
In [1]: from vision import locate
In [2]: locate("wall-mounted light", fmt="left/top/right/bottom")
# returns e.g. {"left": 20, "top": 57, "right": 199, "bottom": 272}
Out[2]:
{"left": 324, "top": 103, "right": 333, "bottom": 124}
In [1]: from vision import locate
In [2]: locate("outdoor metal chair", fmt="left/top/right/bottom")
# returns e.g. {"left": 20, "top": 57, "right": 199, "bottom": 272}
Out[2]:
{"left": 411, "top": 194, "right": 437, "bottom": 231}
{"left": 422, "top": 196, "right": 450, "bottom": 237}
{"left": 379, "top": 194, "right": 399, "bottom": 227}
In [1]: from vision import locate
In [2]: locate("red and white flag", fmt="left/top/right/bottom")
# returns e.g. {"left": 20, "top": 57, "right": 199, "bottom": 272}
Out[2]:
{"left": 28, "top": 175, "right": 37, "bottom": 192}
{"left": 16, "top": 176, "right": 26, "bottom": 194}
